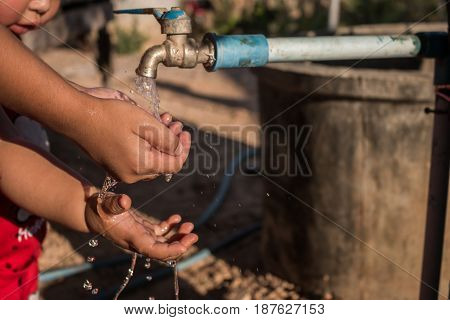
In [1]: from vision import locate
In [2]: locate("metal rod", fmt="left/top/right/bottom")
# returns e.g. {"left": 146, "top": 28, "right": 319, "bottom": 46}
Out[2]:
{"left": 267, "top": 35, "right": 421, "bottom": 62}
{"left": 327, "top": 0, "right": 341, "bottom": 33}
{"left": 419, "top": 86, "right": 450, "bottom": 299}
{"left": 419, "top": 3, "right": 450, "bottom": 300}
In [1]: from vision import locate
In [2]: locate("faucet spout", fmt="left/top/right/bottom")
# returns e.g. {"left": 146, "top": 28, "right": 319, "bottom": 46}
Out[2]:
{"left": 136, "top": 45, "right": 166, "bottom": 79}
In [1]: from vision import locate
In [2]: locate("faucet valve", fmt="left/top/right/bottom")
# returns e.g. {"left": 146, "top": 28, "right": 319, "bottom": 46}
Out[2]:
{"left": 114, "top": 7, "right": 212, "bottom": 78}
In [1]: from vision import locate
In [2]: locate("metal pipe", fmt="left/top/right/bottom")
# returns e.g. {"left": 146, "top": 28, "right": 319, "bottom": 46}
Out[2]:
{"left": 205, "top": 34, "right": 423, "bottom": 72}
{"left": 419, "top": 85, "right": 450, "bottom": 300}
{"left": 327, "top": 0, "right": 341, "bottom": 33}
{"left": 419, "top": 4, "right": 450, "bottom": 299}
{"left": 136, "top": 45, "right": 166, "bottom": 78}
{"left": 267, "top": 35, "right": 421, "bottom": 62}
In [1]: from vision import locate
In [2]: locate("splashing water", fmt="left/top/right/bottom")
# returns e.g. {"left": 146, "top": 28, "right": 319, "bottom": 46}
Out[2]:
{"left": 152, "top": 259, "right": 179, "bottom": 299}
{"left": 173, "top": 261, "right": 179, "bottom": 300}
{"left": 114, "top": 253, "right": 137, "bottom": 300}
{"left": 87, "top": 256, "right": 95, "bottom": 263}
{"left": 135, "top": 76, "right": 173, "bottom": 183}
{"left": 98, "top": 174, "right": 118, "bottom": 201}
{"left": 83, "top": 280, "right": 93, "bottom": 291}
{"left": 144, "top": 258, "right": 151, "bottom": 269}
{"left": 88, "top": 239, "right": 98, "bottom": 248}
{"left": 91, "top": 288, "right": 99, "bottom": 295}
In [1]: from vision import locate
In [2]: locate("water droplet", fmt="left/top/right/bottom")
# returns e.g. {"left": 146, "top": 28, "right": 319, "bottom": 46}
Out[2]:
{"left": 266, "top": 192, "right": 270, "bottom": 197}
{"left": 166, "top": 260, "right": 176, "bottom": 268}
{"left": 192, "top": 203, "right": 196, "bottom": 208}
{"left": 206, "top": 174, "right": 210, "bottom": 178}
{"left": 144, "top": 258, "right": 151, "bottom": 269}
{"left": 146, "top": 275, "right": 153, "bottom": 281}
{"left": 83, "top": 280, "right": 92, "bottom": 291}
{"left": 88, "top": 239, "right": 98, "bottom": 248}
{"left": 238, "top": 203, "right": 242, "bottom": 207}
{"left": 87, "top": 256, "right": 95, "bottom": 263}
{"left": 91, "top": 288, "right": 99, "bottom": 295}
{"left": 200, "top": 191, "right": 204, "bottom": 195}
{"left": 148, "top": 296, "right": 155, "bottom": 300}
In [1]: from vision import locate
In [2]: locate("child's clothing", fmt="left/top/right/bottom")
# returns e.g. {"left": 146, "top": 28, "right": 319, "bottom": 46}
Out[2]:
{"left": 0, "top": 115, "right": 49, "bottom": 300}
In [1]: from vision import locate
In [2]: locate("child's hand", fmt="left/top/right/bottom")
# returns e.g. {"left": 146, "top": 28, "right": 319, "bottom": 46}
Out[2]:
{"left": 85, "top": 193, "right": 198, "bottom": 261}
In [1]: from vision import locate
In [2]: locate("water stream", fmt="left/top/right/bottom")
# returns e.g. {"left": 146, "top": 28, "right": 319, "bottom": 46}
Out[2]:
{"left": 85, "top": 78, "right": 179, "bottom": 299}
{"left": 135, "top": 76, "right": 173, "bottom": 183}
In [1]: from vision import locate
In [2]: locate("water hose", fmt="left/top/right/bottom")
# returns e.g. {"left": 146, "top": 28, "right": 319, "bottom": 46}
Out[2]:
{"left": 195, "top": 148, "right": 259, "bottom": 226}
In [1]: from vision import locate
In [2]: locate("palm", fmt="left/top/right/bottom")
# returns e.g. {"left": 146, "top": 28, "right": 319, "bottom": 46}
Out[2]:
{"left": 85, "top": 194, "right": 198, "bottom": 261}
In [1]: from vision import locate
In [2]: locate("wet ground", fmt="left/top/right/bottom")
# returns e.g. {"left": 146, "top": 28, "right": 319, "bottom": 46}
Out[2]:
{"left": 36, "top": 47, "right": 304, "bottom": 300}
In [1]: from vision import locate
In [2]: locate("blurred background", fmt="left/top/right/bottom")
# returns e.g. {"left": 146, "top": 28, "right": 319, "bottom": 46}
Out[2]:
{"left": 25, "top": 0, "right": 450, "bottom": 300}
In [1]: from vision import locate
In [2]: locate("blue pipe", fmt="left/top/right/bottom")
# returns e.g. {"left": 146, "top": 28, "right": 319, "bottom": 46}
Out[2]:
{"left": 204, "top": 34, "right": 269, "bottom": 72}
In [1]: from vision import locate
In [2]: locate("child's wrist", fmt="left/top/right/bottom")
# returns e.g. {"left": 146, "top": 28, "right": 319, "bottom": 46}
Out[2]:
{"left": 64, "top": 95, "right": 102, "bottom": 143}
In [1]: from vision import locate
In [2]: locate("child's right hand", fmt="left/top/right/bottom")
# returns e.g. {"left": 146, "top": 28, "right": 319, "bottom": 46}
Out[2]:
{"left": 74, "top": 99, "right": 191, "bottom": 184}
{"left": 84, "top": 192, "right": 198, "bottom": 261}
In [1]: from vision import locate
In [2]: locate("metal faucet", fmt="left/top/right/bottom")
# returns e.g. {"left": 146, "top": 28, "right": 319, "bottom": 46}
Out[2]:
{"left": 114, "top": 7, "right": 430, "bottom": 79}
{"left": 114, "top": 7, "right": 215, "bottom": 78}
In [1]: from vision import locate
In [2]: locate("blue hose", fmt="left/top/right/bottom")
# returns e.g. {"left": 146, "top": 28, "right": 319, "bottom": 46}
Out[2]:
{"left": 39, "top": 255, "right": 130, "bottom": 283}
{"left": 195, "top": 148, "right": 259, "bottom": 227}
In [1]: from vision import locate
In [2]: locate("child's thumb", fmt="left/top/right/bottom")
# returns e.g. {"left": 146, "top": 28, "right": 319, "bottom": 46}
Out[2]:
{"left": 102, "top": 194, "right": 132, "bottom": 215}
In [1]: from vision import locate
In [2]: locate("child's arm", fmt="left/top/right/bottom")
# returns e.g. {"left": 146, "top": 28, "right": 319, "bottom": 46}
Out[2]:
{"left": 0, "top": 135, "right": 94, "bottom": 232}
{"left": 67, "top": 81, "right": 135, "bottom": 103}
{"left": 0, "top": 26, "right": 189, "bottom": 183}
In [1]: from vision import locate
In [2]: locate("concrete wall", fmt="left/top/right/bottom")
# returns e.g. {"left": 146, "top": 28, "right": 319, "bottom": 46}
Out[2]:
{"left": 255, "top": 61, "right": 449, "bottom": 299}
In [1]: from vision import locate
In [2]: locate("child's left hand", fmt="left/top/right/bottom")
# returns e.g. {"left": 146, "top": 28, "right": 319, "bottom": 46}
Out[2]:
{"left": 85, "top": 193, "right": 198, "bottom": 261}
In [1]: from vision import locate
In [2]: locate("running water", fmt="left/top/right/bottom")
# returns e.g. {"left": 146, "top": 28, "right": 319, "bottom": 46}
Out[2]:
{"left": 98, "top": 174, "right": 118, "bottom": 200}
{"left": 173, "top": 261, "right": 179, "bottom": 300}
{"left": 162, "top": 260, "right": 179, "bottom": 299}
{"left": 135, "top": 76, "right": 173, "bottom": 183}
{"left": 85, "top": 79, "right": 177, "bottom": 299}
{"left": 114, "top": 253, "right": 137, "bottom": 300}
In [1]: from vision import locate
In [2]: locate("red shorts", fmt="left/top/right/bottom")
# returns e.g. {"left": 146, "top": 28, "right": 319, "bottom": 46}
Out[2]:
{"left": 0, "top": 193, "right": 46, "bottom": 300}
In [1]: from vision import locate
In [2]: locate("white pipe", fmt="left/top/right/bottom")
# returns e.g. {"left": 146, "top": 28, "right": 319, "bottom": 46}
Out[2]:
{"left": 327, "top": 0, "right": 341, "bottom": 32}
{"left": 267, "top": 35, "right": 421, "bottom": 62}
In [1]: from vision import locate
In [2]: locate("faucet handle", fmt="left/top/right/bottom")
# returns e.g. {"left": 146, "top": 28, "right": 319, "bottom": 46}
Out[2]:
{"left": 114, "top": 7, "right": 192, "bottom": 36}
{"left": 113, "top": 8, "right": 166, "bottom": 19}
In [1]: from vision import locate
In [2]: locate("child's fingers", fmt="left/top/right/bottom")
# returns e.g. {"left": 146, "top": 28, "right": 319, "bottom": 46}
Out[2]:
{"left": 144, "top": 241, "right": 188, "bottom": 261}
{"left": 141, "top": 173, "right": 160, "bottom": 181}
{"left": 160, "top": 113, "right": 173, "bottom": 125}
{"left": 178, "top": 233, "right": 199, "bottom": 248}
{"left": 138, "top": 117, "right": 181, "bottom": 157}
{"left": 155, "top": 214, "right": 182, "bottom": 236}
{"left": 101, "top": 194, "right": 132, "bottom": 215}
{"left": 145, "top": 132, "right": 191, "bottom": 174}
{"left": 167, "top": 223, "right": 195, "bottom": 242}
{"left": 169, "top": 121, "right": 183, "bottom": 136}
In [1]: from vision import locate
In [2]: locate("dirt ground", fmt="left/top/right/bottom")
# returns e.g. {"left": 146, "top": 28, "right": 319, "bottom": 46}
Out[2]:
{"left": 36, "top": 47, "right": 305, "bottom": 300}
